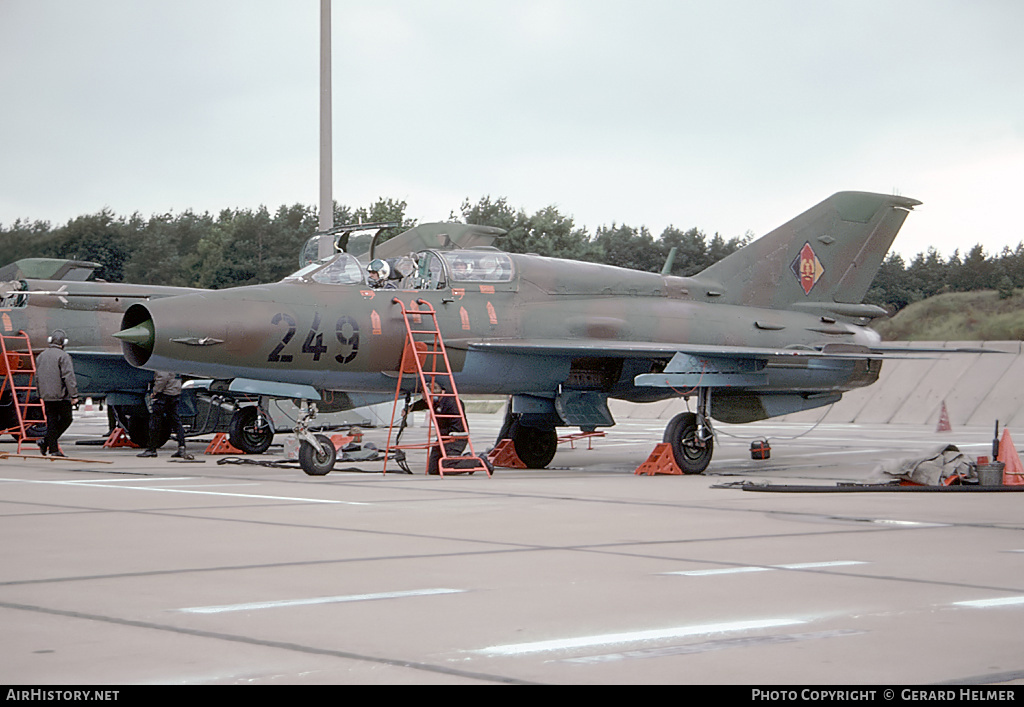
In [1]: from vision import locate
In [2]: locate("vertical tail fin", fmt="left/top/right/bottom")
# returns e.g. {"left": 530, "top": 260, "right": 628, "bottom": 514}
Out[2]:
{"left": 694, "top": 191, "right": 920, "bottom": 310}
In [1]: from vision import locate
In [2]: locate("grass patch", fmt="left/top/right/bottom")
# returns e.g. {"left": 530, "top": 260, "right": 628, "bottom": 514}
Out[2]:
{"left": 875, "top": 290, "right": 1024, "bottom": 341}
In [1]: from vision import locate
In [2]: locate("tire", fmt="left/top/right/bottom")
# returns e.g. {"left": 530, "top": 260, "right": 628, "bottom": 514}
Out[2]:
{"left": 229, "top": 406, "right": 273, "bottom": 455}
{"left": 509, "top": 422, "right": 558, "bottom": 469}
{"left": 663, "top": 411, "right": 713, "bottom": 474}
{"left": 299, "top": 434, "right": 336, "bottom": 476}
{"left": 115, "top": 404, "right": 169, "bottom": 449}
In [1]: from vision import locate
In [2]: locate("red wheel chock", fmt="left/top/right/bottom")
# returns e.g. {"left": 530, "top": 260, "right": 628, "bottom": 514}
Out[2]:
{"left": 103, "top": 428, "right": 140, "bottom": 449}
{"left": 205, "top": 433, "right": 244, "bottom": 455}
{"left": 487, "top": 439, "right": 527, "bottom": 468}
{"left": 634, "top": 443, "right": 684, "bottom": 475}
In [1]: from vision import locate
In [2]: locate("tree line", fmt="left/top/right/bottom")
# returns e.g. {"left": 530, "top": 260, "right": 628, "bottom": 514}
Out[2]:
{"left": 1, "top": 196, "right": 1020, "bottom": 314}
{"left": 865, "top": 244, "right": 1024, "bottom": 312}
{"left": 0, "top": 196, "right": 749, "bottom": 288}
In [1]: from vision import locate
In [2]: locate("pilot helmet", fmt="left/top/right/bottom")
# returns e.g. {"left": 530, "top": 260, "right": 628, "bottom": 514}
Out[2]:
{"left": 368, "top": 259, "right": 390, "bottom": 280}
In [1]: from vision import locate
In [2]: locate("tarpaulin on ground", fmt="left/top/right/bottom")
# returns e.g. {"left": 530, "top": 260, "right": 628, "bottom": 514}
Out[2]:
{"left": 869, "top": 444, "right": 974, "bottom": 486}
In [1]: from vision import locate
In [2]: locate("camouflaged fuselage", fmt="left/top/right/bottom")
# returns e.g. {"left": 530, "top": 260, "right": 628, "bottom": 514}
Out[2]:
{"left": 124, "top": 252, "right": 881, "bottom": 401}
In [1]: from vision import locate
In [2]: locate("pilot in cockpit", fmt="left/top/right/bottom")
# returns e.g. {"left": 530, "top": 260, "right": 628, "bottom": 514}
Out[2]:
{"left": 451, "top": 257, "right": 472, "bottom": 281}
{"left": 367, "top": 259, "right": 396, "bottom": 289}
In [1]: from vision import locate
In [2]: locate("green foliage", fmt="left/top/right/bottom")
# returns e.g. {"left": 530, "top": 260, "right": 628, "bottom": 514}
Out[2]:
{"left": 594, "top": 223, "right": 661, "bottom": 272}
{"left": 865, "top": 242, "right": 1024, "bottom": 315}
{"left": 50, "top": 209, "right": 134, "bottom": 282}
{"left": 874, "top": 290, "right": 1024, "bottom": 341}
{"left": 997, "top": 275, "right": 1015, "bottom": 300}
{"left": 4, "top": 195, "right": 1016, "bottom": 300}
{"left": 457, "top": 196, "right": 746, "bottom": 271}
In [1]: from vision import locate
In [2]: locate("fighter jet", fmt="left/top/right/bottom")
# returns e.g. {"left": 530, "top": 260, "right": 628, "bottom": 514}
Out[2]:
{"left": 115, "top": 191, "right": 939, "bottom": 475}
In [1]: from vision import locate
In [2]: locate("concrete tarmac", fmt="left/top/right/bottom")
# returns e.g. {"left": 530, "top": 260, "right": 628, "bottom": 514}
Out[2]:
{"left": 2, "top": 409, "right": 1023, "bottom": 685}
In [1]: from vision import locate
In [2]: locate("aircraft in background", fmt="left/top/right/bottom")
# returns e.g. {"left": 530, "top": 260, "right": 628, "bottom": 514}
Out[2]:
{"left": 0, "top": 244, "right": 388, "bottom": 452}
{"left": 115, "top": 191, "right": 961, "bottom": 476}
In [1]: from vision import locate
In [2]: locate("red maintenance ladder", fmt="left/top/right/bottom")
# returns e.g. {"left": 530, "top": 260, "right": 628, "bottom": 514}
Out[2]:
{"left": 0, "top": 331, "right": 47, "bottom": 453}
{"left": 384, "top": 298, "right": 491, "bottom": 477}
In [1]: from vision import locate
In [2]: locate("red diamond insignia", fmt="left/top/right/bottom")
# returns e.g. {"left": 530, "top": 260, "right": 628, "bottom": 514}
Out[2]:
{"left": 790, "top": 242, "right": 825, "bottom": 295}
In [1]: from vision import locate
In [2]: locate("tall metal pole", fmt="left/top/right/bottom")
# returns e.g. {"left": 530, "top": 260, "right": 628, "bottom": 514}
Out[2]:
{"left": 318, "top": 0, "right": 334, "bottom": 256}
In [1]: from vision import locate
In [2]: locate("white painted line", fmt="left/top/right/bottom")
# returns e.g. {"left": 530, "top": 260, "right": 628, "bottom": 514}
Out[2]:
{"left": 50, "top": 475, "right": 262, "bottom": 487}
{"left": 179, "top": 588, "right": 466, "bottom": 614}
{"left": 0, "top": 477, "right": 365, "bottom": 505}
{"left": 0, "top": 477, "right": 190, "bottom": 484}
{"left": 667, "top": 567, "right": 773, "bottom": 577}
{"left": 51, "top": 477, "right": 194, "bottom": 484}
{"left": 476, "top": 618, "right": 806, "bottom": 656}
{"left": 953, "top": 596, "right": 1024, "bottom": 609}
{"left": 665, "top": 560, "right": 866, "bottom": 576}
{"left": 776, "top": 561, "right": 867, "bottom": 569}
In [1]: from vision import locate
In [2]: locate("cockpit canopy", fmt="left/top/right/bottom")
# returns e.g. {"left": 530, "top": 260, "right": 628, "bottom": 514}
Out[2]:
{"left": 282, "top": 249, "right": 515, "bottom": 290}
{"left": 419, "top": 250, "right": 514, "bottom": 289}
{"left": 283, "top": 253, "right": 365, "bottom": 285}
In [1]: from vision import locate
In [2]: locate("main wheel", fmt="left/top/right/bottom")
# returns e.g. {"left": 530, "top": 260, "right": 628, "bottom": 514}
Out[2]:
{"left": 113, "top": 404, "right": 169, "bottom": 449}
{"left": 298, "top": 434, "right": 336, "bottom": 476}
{"left": 663, "top": 412, "right": 713, "bottom": 474}
{"left": 509, "top": 422, "right": 558, "bottom": 469}
{"left": 229, "top": 406, "right": 273, "bottom": 455}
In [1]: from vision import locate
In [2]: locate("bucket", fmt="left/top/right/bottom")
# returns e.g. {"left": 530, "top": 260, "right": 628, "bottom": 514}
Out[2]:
{"left": 976, "top": 462, "right": 1005, "bottom": 487}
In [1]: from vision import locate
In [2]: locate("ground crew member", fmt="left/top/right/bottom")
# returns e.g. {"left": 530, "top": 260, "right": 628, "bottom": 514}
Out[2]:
{"left": 407, "top": 378, "right": 467, "bottom": 474}
{"left": 35, "top": 329, "right": 78, "bottom": 457}
{"left": 137, "top": 371, "right": 191, "bottom": 459}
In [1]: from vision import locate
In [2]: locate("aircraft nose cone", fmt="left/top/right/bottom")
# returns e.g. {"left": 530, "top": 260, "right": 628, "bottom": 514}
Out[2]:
{"left": 113, "top": 320, "right": 154, "bottom": 348}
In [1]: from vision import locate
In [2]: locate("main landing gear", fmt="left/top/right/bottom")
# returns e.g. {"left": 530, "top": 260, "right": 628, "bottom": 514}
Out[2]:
{"left": 507, "top": 420, "right": 558, "bottom": 469}
{"left": 662, "top": 388, "right": 714, "bottom": 474}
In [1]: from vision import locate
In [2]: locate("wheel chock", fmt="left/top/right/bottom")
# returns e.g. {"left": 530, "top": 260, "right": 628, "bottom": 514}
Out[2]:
{"left": 329, "top": 433, "right": 357, "bottom": 451}
{"left": 205, "top": 433, "right": 245, "bottom": 455}
{"left": 487, "top": 439, "right": 527, "bottom": 468}
{"left": 103, "top": 427, "right": 140, "bottom": 449}
{"left": 634, "top": 443, "right": 683, "bottom": 476}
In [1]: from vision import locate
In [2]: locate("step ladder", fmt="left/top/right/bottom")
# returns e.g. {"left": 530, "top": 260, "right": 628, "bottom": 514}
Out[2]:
{"left": 0, "top": 331, "right": 47, "bottom": 453}
{"left": 384, "top": 298, "right": 490, "bottom": 477}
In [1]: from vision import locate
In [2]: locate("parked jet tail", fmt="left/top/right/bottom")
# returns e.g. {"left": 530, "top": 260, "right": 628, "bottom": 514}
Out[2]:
{"left": 694, "top": 191, "right": 921, "bottom": 312}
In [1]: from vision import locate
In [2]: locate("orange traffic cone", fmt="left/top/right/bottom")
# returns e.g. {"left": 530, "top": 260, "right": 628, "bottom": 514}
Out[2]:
{"left": 936, "top": 401, "right": 952, "bottom": 432}
{"left": 997, "top": 429, "right": 1024, "bottom": 485}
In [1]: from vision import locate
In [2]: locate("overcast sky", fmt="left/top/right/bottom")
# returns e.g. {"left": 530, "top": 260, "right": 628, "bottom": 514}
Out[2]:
{"left": 2, "top": 0, "right": 1022, "bottom": 260}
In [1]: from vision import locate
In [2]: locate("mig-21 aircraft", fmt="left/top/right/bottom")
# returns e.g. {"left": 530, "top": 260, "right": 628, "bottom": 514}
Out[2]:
{"left": 115, "top": 191, "right": 949, "bottom": 476}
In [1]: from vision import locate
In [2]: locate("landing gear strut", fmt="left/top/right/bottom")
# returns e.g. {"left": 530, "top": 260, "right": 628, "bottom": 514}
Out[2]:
{"left": 663, "top": 389, "right": 714, "bottom": 474}
{"left": 295, "top": 402, "right": 336, "bottom": 476}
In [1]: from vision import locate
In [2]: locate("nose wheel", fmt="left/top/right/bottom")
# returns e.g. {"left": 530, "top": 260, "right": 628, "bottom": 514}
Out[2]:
{"left": 294, "top": 402, "right": 337, "bottom": 476}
